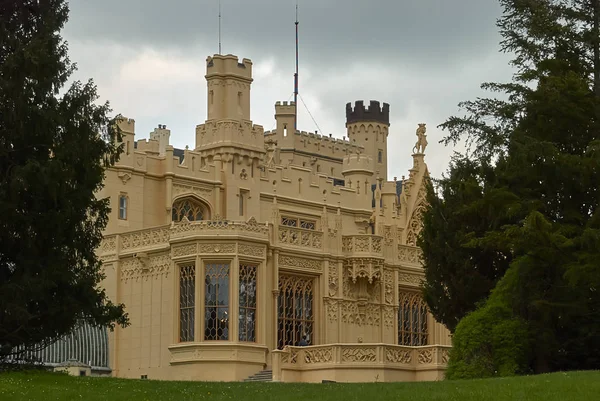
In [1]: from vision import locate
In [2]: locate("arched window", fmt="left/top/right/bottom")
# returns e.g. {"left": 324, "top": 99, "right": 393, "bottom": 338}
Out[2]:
{"left": 172, "top": 197, "right": 206, "bottom": 222}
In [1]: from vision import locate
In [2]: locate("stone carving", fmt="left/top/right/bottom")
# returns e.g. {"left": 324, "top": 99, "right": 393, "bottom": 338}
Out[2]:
{"left": 385, "top": 348, "right": 412, "bottom": 364}
{"left": 383, "top": 225, "right": 394, "bottom": 246}
{"left": 304, "top": 347, "right": 333, "bottom": 364}
{"left": 383, "top": 306, "right": 395, "bottom": 328}
{"left": 120, "top": 254, "right": 171, "bottom": 282}
{"left": 172, "top": 243, "right": 196, "bottom": 258}
{"left": 441, "top": 348, "right": 450, "bottom": 364}
{"left": 325, "top": 298, "right": 338, "bottom": 322}
{"left": 198, "top": 243, "right": 236, "bottom": 254}
{"left": 100, "top": 236, "right": 117, "bottom": 255}
{"left": 238, "top": 243, "right": 264, "bottom": 258}
{"left": 118, "top": 172, "right": 132, "bottom": 185}
{"left": 170, "top": 218, "right": 268, "bottom": 237}
{"left": 328, "top": 264, "right": 339, "bottom": 296}
{"left": 342, "top": 269, "right": 356, "bottom": 299}
{"left": 413, "top": 123, "right": 428, "bottom": 154}
{"left": 342, "top": 235, "right": 383, "bottom": 254}
{"left": 121, "top": 228, "right": 169, "bottom": 251}
{"left": 341, "top": 347, "right": 377, "bottom": 363}
{"left": 279, "top": 226, "right": 323, "bottom": 249}
{"left": 278, "top": 255, "right": 322, "bottom": 271}
{"left": 398, "top": 245, "right": 421, "bottom": 264}
{"left": 345, "top": 258, "right": 383, "bottom": 284}
{"left": 384, "top": 269, "right": 394, "bottom": 304}
{"left": 340, "top": 301, "right": 380, "bottom": 326}
{"left": 264, "top": 138, "right": 277, "bottom": 167}
{"left": 398, "top": 272, "right": 424, "bottom": 286}
{"left": 418, "top": 348, "right": 433, "bottom": 364}
{"left": 172, "top": 183, "right": 212, "bottom": 199}
{"left": 367, "top": 280, "right": 381, "bottom": 303}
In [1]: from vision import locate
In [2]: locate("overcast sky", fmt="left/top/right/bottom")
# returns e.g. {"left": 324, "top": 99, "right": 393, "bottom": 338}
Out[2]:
{"left": 62, "top": 0, "right": 514, "bottom": 179}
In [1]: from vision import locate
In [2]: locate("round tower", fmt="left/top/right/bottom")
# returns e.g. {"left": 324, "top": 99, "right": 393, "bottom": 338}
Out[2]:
{"left": 345, "top": 100, "right": 390, "bottom": 185}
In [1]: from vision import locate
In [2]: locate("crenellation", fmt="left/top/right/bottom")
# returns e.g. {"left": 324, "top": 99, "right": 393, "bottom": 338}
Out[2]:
{"left": 346, "top": 100, "right": 390, "bottom": 126}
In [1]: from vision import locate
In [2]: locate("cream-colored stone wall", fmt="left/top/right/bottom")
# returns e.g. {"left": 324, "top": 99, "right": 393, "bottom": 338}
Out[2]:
{"left": 96, "top": 53, "right": 451, "bottom": 383}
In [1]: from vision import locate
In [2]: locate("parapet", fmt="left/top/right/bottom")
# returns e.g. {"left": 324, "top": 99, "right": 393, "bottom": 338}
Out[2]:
{"left": 342, "top": 153, "right": 373, "bottom": 175}
{"left": 345, "top": 100, "right": 390, "bottom": 126}
{"left": 206, "top": 54, "right": 252, "bottom": 82}
{"left": 115, "top": 116, "right": 135, "bottom": 134}
{"left": 275, "top": 101, "right": 296, "bottom": 116}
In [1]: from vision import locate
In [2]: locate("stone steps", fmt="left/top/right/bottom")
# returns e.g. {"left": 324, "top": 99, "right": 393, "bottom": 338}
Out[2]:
{"left": 243, "top": 369, "right": 273, "bottom": 382}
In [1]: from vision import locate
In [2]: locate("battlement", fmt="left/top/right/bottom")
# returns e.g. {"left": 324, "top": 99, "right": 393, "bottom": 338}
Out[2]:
{"left": 342, "top": 153, "right": 373, "bottom": 175}
{"left": 115, "top": 116, "right": 135, "bottom": 134}
{"left": 206, "top": 54, "right": 252, "bottom": 81}
{"left": 345, "top": 100, "right": 390, "bottom": 126}
{"left": 275, "top": 101, "right": 296, "bottom": 115}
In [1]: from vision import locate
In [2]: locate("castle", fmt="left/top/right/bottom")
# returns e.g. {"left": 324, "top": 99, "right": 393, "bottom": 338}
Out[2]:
{"left": 95, "top": 53, "right": 452, "bottom": 382}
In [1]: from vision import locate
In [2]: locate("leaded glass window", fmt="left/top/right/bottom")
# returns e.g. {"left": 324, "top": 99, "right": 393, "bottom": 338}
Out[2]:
{"left": 238, "top": 264, "right": 257, "bottom": 342}
{"left": 172, "top": 198, "right": 205, "bottom": 222}
{"left": 398, "top": 291, "right": 428, "bottom": 346}
{"left": 179, "top": 264, "right": 196, "bottom": 342}
{"left": 277, "top": 275, "right": 314, "bottom": 349}
{"left": 204, "top": 263, "right": 230, "bottom": 340}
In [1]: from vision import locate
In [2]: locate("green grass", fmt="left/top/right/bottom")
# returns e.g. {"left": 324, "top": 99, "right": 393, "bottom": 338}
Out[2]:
{"left": 0, "top": 370, "right": 598, "bottom": 401}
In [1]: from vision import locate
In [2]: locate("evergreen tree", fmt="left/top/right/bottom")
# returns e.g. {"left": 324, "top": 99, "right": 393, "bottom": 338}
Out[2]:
{"left": 0, "top": 0, "right": 128, "bottom": 359}
{"left": 424, "top": 0, "right": 600, "bottom": 375}
{"left": 419, "top": 155, "right": 514, "bottom": 332}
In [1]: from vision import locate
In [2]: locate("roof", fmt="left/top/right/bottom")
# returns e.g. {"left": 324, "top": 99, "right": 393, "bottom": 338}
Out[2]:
{"left": 7, "top": 321, "right": 110, "bottom": 370}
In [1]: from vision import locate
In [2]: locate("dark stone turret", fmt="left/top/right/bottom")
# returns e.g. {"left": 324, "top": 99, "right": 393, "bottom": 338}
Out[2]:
{"left": 345, "top": 100, "right": 390, "bottom": 126}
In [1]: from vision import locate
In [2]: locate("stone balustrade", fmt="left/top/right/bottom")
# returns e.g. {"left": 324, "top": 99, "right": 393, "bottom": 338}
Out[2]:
{"left": 277, "top": 225, "right": 323, "bottom": 250}
{"left": 98, "top": 218, "right": 269, "bottom": 257}
{"left": 342, "top": 235, "right": 383, "bottom": 256}
{"left": 271, "top": 343, "right": 450, "bottom": 383}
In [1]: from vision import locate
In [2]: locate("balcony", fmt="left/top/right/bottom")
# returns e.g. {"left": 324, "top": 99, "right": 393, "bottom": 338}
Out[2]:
{"left": 277, "top": 225, "right": 323, "bottom": 250}
{"left": 342, "top": 235, "right": 383, "bottom": 257}
{"left": 272, "top": 343, "right": 450, "bottom": 383}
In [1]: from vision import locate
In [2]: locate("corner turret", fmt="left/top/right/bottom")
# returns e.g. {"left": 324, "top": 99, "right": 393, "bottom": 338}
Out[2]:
{"left": 345, "top": 100, "right": 390, "bottom": 185}
{"left": 205, "top": 54, "right": 253, "bottom": 121}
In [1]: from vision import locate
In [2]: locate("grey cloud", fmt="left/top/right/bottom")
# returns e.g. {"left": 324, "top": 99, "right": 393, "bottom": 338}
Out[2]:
{"left": 65, "top": 0, "right": 505, "bottom": 68}
{"left": 61, "top": 1, "right": 515, "bottom": 179}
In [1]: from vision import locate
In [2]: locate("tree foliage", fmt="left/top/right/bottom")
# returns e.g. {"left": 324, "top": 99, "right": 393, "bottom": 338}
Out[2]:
{"left": 0, "top": 0, "right": 128, "bottom": 359}
{"left": 421, "top": 0, "right": 600, "bottom": 375}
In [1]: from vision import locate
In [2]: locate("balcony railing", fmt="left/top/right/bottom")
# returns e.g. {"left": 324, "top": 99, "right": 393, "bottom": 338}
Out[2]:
{"left": 342, "top": 235, "right": 383, "bottom": 256}
{"left": 278, "top": 225, "right": 323, "bottom": 250}
{"left": 98, "top": 218, "right": 269, "bottom": 256}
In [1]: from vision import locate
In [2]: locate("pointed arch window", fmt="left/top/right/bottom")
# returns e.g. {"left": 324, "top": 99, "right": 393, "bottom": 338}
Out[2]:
{"left": 398, "top": 291, "right": 428, "bottom": 346}
{"left": 172, "top": 197, "right": 206, "bottom": 222}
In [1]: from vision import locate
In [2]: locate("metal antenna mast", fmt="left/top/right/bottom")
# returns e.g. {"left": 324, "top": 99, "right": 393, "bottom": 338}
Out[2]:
{"left": 294, "top": 1, "right": 299, "bottom": 130}
{"left": 219, "top": 0, "right": 222, "bottom": 54}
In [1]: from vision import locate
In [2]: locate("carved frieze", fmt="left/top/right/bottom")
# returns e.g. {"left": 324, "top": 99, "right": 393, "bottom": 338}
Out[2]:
{"left": 121, "top": 228, "right": 169, "bottom": 251}
{"left": 341, "top": 347, "right": 377, "bottom": 363}
{"left": 120, "top": 254, "right": 171, "bottom": 282}
{"left": 418, "top": 348, "right": 433, "bottom": 364}
{"left": 398, "top": 245, "right": 422, "bottom": 265}
{"left": 172, "top": 243, "right": 196, "bottom": 258}
{"left": 238, "top": 243, "right": 264, "bottom": 258}
{"left": 278, "top": 255, "right": 322, "bottom": 271}
{"left": 385, "top": 348, "right": 412, "bottom": 364}
{"left": 198, "top": 243, "right": 236, "bottom": 254}
{"left": 172, "top": 183, "right": 213, "bottom": 199}
{"left": 100, "top": 236, "right": 117, "bottom": 255}
{"left": 304, "top": 347, "right": 334, "bottom": 364}
{"left": 398, "top": 272, "right": 424, "bottom": 286}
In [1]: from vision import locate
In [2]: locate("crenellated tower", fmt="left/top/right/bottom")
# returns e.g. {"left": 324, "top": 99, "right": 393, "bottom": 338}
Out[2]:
{"left": 194, "top": 54, "right": 265, "bottom": 220}
{"left": 345, "top": 100, "right": 390, "bottom": 185}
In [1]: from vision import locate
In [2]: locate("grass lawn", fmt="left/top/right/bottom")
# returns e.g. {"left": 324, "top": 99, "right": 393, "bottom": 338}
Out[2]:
{"left": 0, "top": 370, "right": 598, "bottom": 401}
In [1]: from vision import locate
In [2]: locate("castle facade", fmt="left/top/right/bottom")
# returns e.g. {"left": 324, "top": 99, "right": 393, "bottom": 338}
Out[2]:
{"left": 96, "top": 54, "right": 451, "bottom": 383}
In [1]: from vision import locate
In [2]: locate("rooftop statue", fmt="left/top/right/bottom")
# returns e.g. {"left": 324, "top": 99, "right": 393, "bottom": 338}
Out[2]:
{"left": 413, "top": 123, "right": 428, "bottom": 154}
